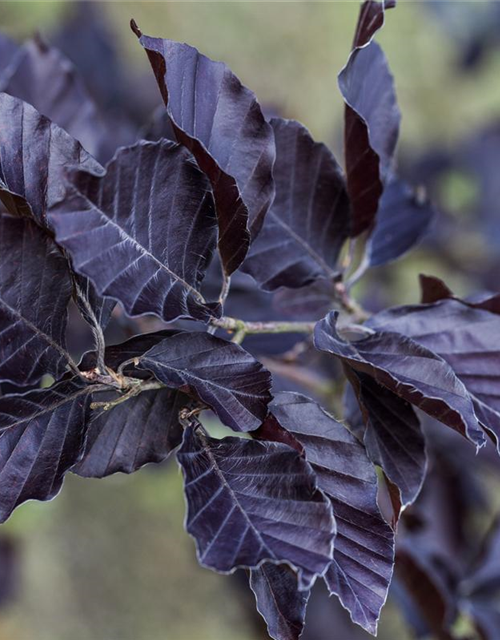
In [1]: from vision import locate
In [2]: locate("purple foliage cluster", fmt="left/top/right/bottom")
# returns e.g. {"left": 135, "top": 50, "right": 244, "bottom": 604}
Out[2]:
{"left": 0, "top": 2, "right": 499, "bottom": 639}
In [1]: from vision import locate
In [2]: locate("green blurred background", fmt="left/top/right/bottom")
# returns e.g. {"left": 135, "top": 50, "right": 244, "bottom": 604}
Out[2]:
{"left": 0, "top": 2, "right": 499, "bottom": 639}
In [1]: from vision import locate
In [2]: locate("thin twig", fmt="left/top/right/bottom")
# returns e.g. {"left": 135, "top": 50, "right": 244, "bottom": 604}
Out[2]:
{"left": 210, "top": 317, "right": 316, "bottom": 336}
{"left": 90, "top": 386, "right": 141, "bottom": 411}
{"left": 73, "top": 279, "right": 108, "bottom": 374}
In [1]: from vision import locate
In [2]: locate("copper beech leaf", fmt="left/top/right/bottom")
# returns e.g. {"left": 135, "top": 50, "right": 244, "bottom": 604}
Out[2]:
{"left": 340, "top": 0, "right": 400, "bottom": 237}
{"left": 259, "top": 392, "right": 394, "bottom": 635}
{"left": 176, "top": 424, "right": 335, "bottom": 590}
{"left": 49, "top": 140, "right": 220, "bottom": 324}
{"left": 0, "top": 213, "right": 73, "bottom": 387}
{"left": 368, "top": 289, "right": 500, "bottom": 450}
{"left": 0, "top": 378, "right": 92, "bottom": 522}
{"left": 344, "top": 373, "right": 427, "bottom": 511}
{"left": 74, "top": 389, "right": 185, "bottom": 478}
{"left": 0, "top": 91, "right": 113, "bottom": 333}
{"left": 243, "top": 118, "right": 350, "bottom": 290}
{"left": 134, "top": 23, "right": 275, "bottom": 274}
{"left": 0, "top": 92, "right": 101, "bottom": 226}
{"left": 139, "top": 332, "right": 272, "bottom": 433}
{"left": 250, "top": 563, "right": 310, "bottom": 640}
{"left": 315, "top": 312, "right": 485, "bottom": 448}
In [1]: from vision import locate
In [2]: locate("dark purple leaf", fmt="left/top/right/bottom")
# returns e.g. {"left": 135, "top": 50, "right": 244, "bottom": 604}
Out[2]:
{"left": 0, "top": 378, "right": 92, "bottom": 522}
{"left": 261, "top": 392, "right": 394, "bottom": 635}
{"left": 368, "top": 297, "right": 500, "bottom": 450}
{"left": 250, "top": 563, "right": 310, "bottom": 640}
{"left": 139, "top": 332, "right": 272, "bottom": 432}
{"left": 346, "top": 373, "right": 427, "bottom": 510}
{"left": 0, "top": 212, "right": 74, "bottom": 386}
{"left": 177, "top": 425, "right": 335, "bottom": 590}
{"left": 243, "top": 118, "right": 349, "bottom": 290}
{"left": 0, "top": 91, "right": 111, "bottom": 333}
{"left": 368, "top": 179, "right": 435, "bottom": 267}
{"left": 340, "top": 2, "right": 399, "bottom": 237}
{"left": 315, "top": 312, "right": 485, "bottom": 448}
{"left": 342, "top": 380, "right": 367, "bottom": 440}
{"left": 135, "top": 24, "right": 276, "bottom": 274}
{"left": 0, "top": 92, "right": 101, "bottom": 226}
{"left": 0, "top": 35, "right": 109, "bottom": 161}
{"left": 74, "top": 388, "right": 185, "bottom": 478}
{"left": 351, "top": 0, "right": 394, "bottom": 49}
{"left": 419, "top": 275, "right": 500, "bottom": 314}
{"left": 49, "top": 140, "right": 220, "bottom": 323}
{"left": 419, "top": 273, "right": 454, "bottom": 304}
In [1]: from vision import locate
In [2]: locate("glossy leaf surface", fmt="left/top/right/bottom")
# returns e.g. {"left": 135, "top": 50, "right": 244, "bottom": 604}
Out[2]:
{"left": 75, "top": 388, "right": 185, "bottom": 478}
{"left": 177, "top": 425, "right": 335, "bottom": 589}
{"left": 340, "top": 1, "right": 399, "bottom": 237}
{"left": 49, "top": 140, "right": 219, "bottom": 323}
{"left": 139, "top": 332, "right": 272, "bottom": 432}
{"left": 0, "top": 378, "right": 91, "bottom": 522}
{"left": 0, "top": 213, "right": 73, "bottom": 386}
{"left": 243, "top": 118, "right": 349, "bottom": 290}
{"left": 136, "top": 27, "right": 275, "bottom": 274}
{"left": 0, "top": 92, "right": 101, "bottom": 226}
{"left": 368, "top": 297, "right": 500, "bottom": 449}
{"left": 345, "top": 373, "right": 427, "bottom": 510}
{"left": 315, "top": 312, "right": 485, "bottom": 448}
{"left": 263, "top": 392, "right": 394, "bottom": 634}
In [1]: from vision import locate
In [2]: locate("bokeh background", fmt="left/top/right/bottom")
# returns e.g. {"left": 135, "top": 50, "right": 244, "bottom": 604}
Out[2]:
{"left": 0, "top": 1, "right": 499, "bottom": 639}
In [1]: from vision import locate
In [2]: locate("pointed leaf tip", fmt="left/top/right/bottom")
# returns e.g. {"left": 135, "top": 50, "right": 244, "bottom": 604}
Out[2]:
{"left": 130, "top": 19, "right": 142, "bottom": 38}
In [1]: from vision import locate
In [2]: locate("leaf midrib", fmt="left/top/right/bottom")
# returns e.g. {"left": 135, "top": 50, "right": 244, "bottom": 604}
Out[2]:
{"left": 71, "top": 187, "right": 206, "bottom": 304}
{"left": 0, "top": 385, "right": 91, "bottom": 432}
